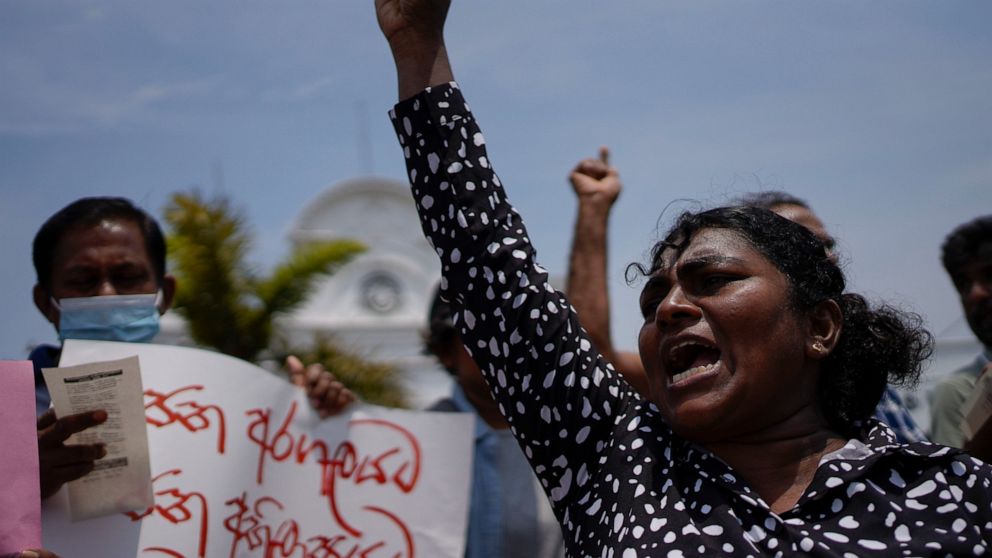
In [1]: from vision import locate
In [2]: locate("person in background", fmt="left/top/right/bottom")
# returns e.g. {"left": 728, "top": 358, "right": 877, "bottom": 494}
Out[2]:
{"left": 566, "top": 158, "right": 927, "bottom": 443}
{"left": 423, "top": 288, "right": 565, "bottom": 558}
{"left": 930, "top": 215, "right": 992, "bottom": 457}
{"left": 737, "top": 191, "right": 835, "bottom": 257}
{"left": 30, "top": 198, "right": 177, "bottom": 414}
{"left": 30, "top": 197, "right": 353, "bottom": 499}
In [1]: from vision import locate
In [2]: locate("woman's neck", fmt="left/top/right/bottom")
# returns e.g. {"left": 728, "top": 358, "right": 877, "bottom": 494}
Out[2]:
{"left": 703, "top": 420, "right": 847, "bottom": 514}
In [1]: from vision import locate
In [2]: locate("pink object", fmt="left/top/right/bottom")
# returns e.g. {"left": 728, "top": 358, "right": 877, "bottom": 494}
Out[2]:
{"left": 0, "top": 360, "right": 41, "bottom": 553}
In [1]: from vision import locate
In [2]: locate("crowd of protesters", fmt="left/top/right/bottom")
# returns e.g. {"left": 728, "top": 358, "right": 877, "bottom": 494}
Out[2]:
{"left": 7, "top": 0, "right": 992, "bottom": 556}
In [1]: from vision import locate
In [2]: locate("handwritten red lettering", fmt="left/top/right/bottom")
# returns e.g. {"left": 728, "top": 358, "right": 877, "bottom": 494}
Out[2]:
{"left": 244, "top": 405, "right": 423, "bottom": 553}
{"left": 125, "top": 469, "right": 209, "bottom": 558}
{"left": 246, "top": 401, "right": 328, "bottom": 485}
{"left": 145, "top": 385, "right": 227, "bottom": 454}
{"left": 224, "top": 493, "right": 413, "bottom": 558}
{"left": 321, "top": 419, "right": 421, "bottom": 538}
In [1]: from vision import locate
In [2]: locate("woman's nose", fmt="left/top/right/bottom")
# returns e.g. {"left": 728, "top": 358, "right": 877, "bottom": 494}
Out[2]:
{"left": 654, "top": 285, "right": 699, "bottom": 329}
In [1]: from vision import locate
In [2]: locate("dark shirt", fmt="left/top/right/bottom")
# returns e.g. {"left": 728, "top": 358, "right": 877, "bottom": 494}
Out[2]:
{"left": 390, "top": 82, "right": 992, "bottom": 556}
{"left": 29, "top": 343, "right": 59, "bottom": 415}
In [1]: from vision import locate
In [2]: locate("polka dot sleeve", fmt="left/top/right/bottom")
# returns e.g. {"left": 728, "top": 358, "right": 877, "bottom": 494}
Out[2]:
{"left": 389, "top": 83, "right": 648, "bottom": 508}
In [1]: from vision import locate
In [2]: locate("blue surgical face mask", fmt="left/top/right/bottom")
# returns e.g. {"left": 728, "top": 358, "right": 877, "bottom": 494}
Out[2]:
{"left": 54, "top": 292, "right": 162, "bottom": 343}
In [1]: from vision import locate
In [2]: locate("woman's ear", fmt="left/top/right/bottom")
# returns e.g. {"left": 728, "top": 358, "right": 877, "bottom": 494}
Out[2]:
{"left": 805, "top": 298, "right": 843, "bottom": 360}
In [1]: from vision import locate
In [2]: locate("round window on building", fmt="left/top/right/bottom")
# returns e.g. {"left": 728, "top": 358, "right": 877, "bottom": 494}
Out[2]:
{"left": 360, "top": 272, "right": 403, "bottom": 314}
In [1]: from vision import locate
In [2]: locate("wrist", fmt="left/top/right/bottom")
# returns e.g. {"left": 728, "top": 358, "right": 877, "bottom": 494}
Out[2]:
{"left": 387, "top": 28, "right": 445, "bottom": 59}
{"left": 577, "top": 197, "right": 616, "bottom": 219}
{"left": 391, "top": 41, "right": 453, "bottom": 100}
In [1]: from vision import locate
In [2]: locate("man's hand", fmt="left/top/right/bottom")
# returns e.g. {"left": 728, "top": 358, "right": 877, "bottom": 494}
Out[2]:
{"left": 38, "top": 409, "right": 107, "bottom": 500}
{"left": 569, "top": 147, "right": 621, "bottom": 209}
{"left": 286, "top": 355, "right": 356, "bottom": 419}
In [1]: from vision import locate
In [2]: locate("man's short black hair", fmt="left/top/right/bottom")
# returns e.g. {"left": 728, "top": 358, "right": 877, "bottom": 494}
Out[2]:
{"left": 32, "top": 197, "right": 167, "bottom": 291}
{"left": 941, "top": 215, "right": 992, "bottom": 284}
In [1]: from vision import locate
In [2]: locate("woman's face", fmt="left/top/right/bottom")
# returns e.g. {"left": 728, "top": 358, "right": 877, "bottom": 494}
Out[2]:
{"left": 637, "top": 228, "right": 820, "bottom": 442}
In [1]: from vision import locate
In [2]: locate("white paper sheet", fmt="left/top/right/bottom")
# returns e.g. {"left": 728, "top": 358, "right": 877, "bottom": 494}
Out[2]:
{"left": 42, "top": 355, "right": 154, "bottom": 521}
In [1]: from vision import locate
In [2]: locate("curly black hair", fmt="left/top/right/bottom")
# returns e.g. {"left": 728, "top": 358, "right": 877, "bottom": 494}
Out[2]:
{"left": 630, "top": 206, "right": 932, "bottom": 437}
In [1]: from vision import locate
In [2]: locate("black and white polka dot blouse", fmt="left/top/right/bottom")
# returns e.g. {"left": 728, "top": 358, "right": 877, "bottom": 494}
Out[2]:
{"left": 390, "top": 82, "right": 992, "bottom": 557}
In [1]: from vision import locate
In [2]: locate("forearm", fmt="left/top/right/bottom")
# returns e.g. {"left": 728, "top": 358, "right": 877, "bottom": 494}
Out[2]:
{"left": 567, "top": 201, "right": 614, "bottom": 358}
{"left": 389, "top": 39, "right": 454, "bottom": 101}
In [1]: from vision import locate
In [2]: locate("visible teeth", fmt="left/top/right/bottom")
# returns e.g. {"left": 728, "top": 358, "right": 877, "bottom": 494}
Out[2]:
{"left": 670, "top": 360, "right": 721, "bottom": 385}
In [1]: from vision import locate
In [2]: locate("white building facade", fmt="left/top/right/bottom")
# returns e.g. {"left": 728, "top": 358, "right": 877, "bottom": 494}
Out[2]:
{"left": 160, "top": 177, "right": 451, "bottom": 408}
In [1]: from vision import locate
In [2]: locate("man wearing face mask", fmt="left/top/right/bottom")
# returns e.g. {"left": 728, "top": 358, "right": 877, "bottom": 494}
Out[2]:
{"left": 29, "top": 197, "right": 354, "bottom": 499}
{"left": 28, "top": 197, "right": 177, "bottom": 499}
{"left": 30, "top": 197, "right": 176, "bottom": 413}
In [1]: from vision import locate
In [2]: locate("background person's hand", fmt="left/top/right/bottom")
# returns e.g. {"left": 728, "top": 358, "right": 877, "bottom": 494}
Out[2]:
{"left": 569, "top": 147, "right": 621, "bottom": 208}
{"left": 37, "top": 409, "right": 107, "bottom": 500}
{"left": 286, "top": 355, "right": 356, "bottom": 418}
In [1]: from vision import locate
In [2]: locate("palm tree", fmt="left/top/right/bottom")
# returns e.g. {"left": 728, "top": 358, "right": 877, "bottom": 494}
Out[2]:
{"left": 163, "top": 190, "right": 409, "bottom": 407}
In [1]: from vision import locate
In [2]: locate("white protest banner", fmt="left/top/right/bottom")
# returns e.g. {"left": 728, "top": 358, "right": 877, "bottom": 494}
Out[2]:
{"left": 43, "top": 340, "right": 474, "bottom": 558}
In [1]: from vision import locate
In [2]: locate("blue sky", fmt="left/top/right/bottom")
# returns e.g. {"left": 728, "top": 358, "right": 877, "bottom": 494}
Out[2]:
{"left": 2, "top": 1, "right": 990, "bottom": 366}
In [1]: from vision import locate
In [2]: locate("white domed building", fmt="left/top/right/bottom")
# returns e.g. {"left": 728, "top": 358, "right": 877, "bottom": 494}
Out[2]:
{"left": 160, "top": 177, "right": 450, "bottom": 408}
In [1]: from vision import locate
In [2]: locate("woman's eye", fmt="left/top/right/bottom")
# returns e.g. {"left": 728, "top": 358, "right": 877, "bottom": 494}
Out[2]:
{"left": 700, "top": 275, "right": 733, "bottom": 291}
{"left": 639, "top": 290, "right": 666, "bottom": 318}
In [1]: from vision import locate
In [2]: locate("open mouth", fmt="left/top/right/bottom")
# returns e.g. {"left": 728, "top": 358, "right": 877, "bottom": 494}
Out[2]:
{"left": 665, "top": 340, "right": 722, "bottom": 385}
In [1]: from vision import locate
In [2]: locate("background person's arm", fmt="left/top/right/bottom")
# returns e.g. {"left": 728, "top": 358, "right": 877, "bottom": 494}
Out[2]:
{"left": 565, "top": 147, "right": 649, "bottom": 397}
